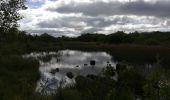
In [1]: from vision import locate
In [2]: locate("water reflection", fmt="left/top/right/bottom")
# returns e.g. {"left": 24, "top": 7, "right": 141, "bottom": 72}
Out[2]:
{"left": 23, "top": 50, "right": 117, "bottom": 94}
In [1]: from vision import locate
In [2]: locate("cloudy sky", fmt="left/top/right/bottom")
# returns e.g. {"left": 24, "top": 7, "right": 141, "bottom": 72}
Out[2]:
{"left": 18, "top": 0, "right": 170, "bottom": 37}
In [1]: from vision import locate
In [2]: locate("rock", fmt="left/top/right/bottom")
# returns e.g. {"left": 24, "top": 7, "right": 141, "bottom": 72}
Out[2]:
{"left": 50, "top": 68, "right": 59, "bottom": 74}
{"left": 55, "top": 68, "right": 59, "bottom": 72}
{"left": 90, "top": 60, "right": 96, "bottom": 66}
{"left": 84, "top": 64, "right": 88, "bottom": 66}
{"left": 76, "top": 65, "right": 79, "bottom": 67}
{"left": 66, "top": 72, "right": 74, "bottom": 79}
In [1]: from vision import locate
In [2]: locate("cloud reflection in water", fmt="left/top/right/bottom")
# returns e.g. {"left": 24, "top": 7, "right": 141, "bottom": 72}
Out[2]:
{"left": 23, "top": 50, "right": 117, "bottom": 94}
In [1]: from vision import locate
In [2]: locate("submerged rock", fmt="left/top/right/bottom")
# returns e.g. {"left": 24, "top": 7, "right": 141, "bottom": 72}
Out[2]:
{"left": 66, "top": 72, "right": 74, "bottom": 79}
{"left": 84, "top": 64, "right": 88, "bottom": 66}
{"left": 76, "top": 65, "right": 79, "bottom": 67}
{"left": 50, "top": 68, "right": 59, "bottom": 74}
{"left": 90, "top": 60, "right": 96, "bottom": 66}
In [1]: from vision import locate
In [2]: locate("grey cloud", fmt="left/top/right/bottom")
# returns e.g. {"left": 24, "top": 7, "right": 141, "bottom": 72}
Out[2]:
{"left": 36, "top": 14, "right": 169, "bottom": 36}
{"left": 37, "top": 15, "right": 164, "bottom": 29}
{"left": 167, "top": 20, "right": 170, "bottom": 26}
{"left": 37, "top": 16, "right": 135, "bottom": 29}
{"left": 37, "top": 16, "right": 86, "bottom": 29}
{"left": 47, "top": 1, "right": 121, "bottom": 16}
{"left": 19, "top": 0, "right": 170, "bottom": 36}
{"left": 81, "top": 28, "right": 103, "bottom": 33}
{"left": 47, "top": 1, "right": 170, "bottom": 18}
{"left": 121, "top": 1, "right": 170, "bottom": 18}
{"left": 26, "top": 29, "right": 58, "bottom": 34}
{"left": 25, "top": 29, "right": 77, "bottom": 37}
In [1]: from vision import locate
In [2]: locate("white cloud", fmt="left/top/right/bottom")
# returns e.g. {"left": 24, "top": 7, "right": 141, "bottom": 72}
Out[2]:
{"left": 18, "top": 0, "right": 170, "bottom": 37}
{"left": 29, "top": 0, "right": 42, "bottom": 2}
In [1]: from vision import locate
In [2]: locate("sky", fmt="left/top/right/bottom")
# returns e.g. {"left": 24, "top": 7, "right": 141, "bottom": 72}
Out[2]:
{"left": 18, "top": 0, "right": 170, "bottom": 37}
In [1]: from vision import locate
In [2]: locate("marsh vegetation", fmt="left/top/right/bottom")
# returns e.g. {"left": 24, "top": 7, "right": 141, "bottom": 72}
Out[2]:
{"left": 1, "top": 0, "right": 170, "bottom": 99}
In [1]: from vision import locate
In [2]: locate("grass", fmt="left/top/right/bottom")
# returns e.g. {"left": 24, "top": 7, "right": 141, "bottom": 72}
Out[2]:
{"left": 62, "top": 42, "right": 170, "bottom": 67}
{"left": 1, "top": 40, "right": 170, "bottom": 67}
{"left": 0, "top": 55, "right": 40, "bottom": 100}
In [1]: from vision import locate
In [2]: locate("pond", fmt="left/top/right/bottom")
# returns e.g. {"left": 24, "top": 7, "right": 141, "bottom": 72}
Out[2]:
{"left": 23, "top": 50, "right": 118, "bottom": 94}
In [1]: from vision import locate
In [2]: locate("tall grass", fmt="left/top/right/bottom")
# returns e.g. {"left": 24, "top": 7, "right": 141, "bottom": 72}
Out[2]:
{"left": 63, "top": 42, "right": 170, "bottom": 67}
{"left": 0, "top": 55, "right": 40, "bottom": 100}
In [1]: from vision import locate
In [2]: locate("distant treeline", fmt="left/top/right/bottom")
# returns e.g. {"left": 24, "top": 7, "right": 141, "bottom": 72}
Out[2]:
{"left": 1, "top": 29, "right": 170, "bottom": 46}
{"left": 61, "top": 31, "right": 170, "bottom": 46}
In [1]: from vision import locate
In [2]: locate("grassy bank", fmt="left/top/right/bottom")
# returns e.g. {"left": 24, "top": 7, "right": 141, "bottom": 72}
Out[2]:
{"left": 63, "top": 42, "right": 170, "bottom": 67}
{"left": 0, "top": 55, "right": 40, "bottom": 100}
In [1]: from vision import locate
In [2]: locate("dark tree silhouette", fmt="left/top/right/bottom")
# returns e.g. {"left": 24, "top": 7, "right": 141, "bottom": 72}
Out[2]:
{"left": 0, "top": 0, "right": 26, "bottom": 32}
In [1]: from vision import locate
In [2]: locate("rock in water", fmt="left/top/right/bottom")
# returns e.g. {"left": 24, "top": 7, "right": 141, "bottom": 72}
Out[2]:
{"left": 66, "top": 72, "right": 74, "bottom": 79}
{"left": 90, "top": 60, "right": 96, "bottom": 66}
{"left": 50, "top": 68, "right": 59, "bottom": 74}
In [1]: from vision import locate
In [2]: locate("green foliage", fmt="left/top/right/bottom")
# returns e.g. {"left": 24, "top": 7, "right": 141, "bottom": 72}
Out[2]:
{"left": 76, "top": 33, "right": 106, "bottom": 42}
{"left": 0, "top": 55, "right": 40, "bottom": 100}
{"left": 58, "top": 89, "right": 81, "bottom": 100}
{"left": 74, "top": 75, "right": 116, "bottom": 100}
{"left": 102, "top": 66, "right": 116, "bottom": 77}
{"left": 107, "top": 31, "right": 127, "bottom": 44}
{"left": 145, "top": 38, "right": 160, "bottom": 45}
{"left": 61, "top": 31, "right": 170, "bottom": 46}
{"left": 38, "top": 33, "right": 56, "bottom": 42}
{"left": 117, "top": 68, "right": 145, "bottom": 96}
{"left": 114, "top": 89, "right": 134, "bottom": 100}
{"left": 143, "top": 58, "right": 170, "bottom": 100}
{"left": 0, "top": 0, "right": 26, "bottom": 32}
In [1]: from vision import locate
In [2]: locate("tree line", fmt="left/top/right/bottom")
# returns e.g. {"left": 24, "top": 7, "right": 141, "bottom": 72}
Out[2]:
{"left": 1, "top": 30, "right": 170, "bottom": 46}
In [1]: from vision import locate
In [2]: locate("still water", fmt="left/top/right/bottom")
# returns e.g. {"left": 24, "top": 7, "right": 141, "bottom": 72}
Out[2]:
{"left": 23, "top": 50, "right": 117, "bottom": 94}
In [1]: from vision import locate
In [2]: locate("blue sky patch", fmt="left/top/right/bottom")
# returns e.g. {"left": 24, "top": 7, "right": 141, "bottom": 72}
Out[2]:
{"left": 26, "top": 0, "right": 45, "bottom": 8}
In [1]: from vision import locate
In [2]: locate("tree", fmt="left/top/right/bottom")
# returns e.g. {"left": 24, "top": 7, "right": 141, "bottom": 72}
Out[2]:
{"left": 108, "top": 31, "right": 127, "bottom": 44}
{"left": 38, "top": 33, "right": 56, "bottom": 42}
{"left": 0, "top": 0, "right": 26, "bottom": 32}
